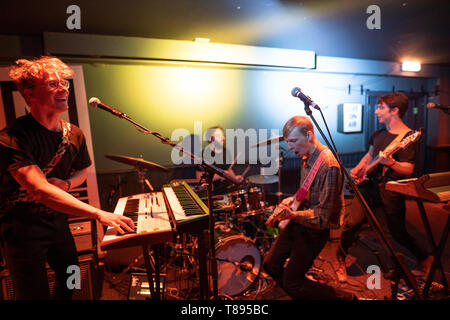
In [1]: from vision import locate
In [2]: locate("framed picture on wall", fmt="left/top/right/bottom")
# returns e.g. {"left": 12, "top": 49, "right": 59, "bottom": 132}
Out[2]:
{"left": 337, "top": 103, "right": 363, "bottom": 133}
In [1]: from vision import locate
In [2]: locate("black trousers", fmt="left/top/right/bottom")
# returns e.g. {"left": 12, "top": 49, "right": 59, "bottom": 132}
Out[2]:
{"left": 1, "top": 210, "right": 79, "bottom": 300}
{"left": 263, "top": 221, "right": 338, "bottom": 299}
{"left": 339, "top": 179, "right": 429, "bottom": 262}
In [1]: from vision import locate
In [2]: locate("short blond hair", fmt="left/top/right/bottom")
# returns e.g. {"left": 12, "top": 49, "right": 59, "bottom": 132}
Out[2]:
{"left": 9, "top": 56, "right": 74, "bottom": 95}
{"left": 282, "top": 115, "right": 314, "bottom": 139}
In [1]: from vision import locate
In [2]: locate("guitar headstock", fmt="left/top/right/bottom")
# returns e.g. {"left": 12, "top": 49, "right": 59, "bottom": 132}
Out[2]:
{"left": 399, "top": 128, "right": 423, "bottom": 149}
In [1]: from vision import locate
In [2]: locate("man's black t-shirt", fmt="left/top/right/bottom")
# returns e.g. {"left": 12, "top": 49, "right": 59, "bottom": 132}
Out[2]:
{"left": 368, "top": 128, "right": 417, "bottom": 181}
{"left": 0, "top": 114, "right": 91, "bottom": 215}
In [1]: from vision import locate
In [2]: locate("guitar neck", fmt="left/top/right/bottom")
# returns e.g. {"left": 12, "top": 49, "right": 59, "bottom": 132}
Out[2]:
{"left": 366, "top": 144, "right": 401, "bottom": 174}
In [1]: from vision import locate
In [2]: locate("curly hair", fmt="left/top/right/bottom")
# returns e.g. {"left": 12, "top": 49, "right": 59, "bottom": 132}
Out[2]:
{"left": 8, "top": 56, "right": 74, "bottom": 95}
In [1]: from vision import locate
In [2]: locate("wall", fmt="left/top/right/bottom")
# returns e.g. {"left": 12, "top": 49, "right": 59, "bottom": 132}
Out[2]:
{"left": 78, "top": 58, "right": 436, "bottom": 173}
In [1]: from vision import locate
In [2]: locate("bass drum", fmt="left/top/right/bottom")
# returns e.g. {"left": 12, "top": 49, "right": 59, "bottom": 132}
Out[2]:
{"left": 215, "top": 235, "right": 262, "bottom": 297}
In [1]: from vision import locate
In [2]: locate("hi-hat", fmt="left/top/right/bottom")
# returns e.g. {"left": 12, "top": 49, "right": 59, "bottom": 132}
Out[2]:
{"left": 247, "top": 175, "right": 279, "bottom": 184}
{"left": 105, "top": 154, "right": 169, "bottom": 172}
{"left": 251, "top": 136, "right": 284, "bottom": 148}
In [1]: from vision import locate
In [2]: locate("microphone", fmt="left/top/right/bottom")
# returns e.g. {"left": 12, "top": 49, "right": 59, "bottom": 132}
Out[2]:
{"left": 426, "top": 102, "right": 450, "bottom": 111}
{"left": 89, "top": 97, "right": 127, "bottom": 118}
{"left": 291, "top": 87, "right": 320, "bottom": 110}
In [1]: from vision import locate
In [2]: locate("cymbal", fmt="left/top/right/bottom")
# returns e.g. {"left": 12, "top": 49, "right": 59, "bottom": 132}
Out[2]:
{"left": 105, "top": 154, "right": 169, "bottom": 172}
{"left": 251, "top": 136, "right": 284, "bottom": 148}
{"left": 247, "top": 174, "right": 279, "bottom": 184}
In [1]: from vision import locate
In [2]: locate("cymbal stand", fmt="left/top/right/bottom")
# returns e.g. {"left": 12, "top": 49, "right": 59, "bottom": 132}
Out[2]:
{"left": 134, "top": 163, "right": 155, "bottom": 193}
{"left": 95, "top": 109, "right": 242, "bottom": 300}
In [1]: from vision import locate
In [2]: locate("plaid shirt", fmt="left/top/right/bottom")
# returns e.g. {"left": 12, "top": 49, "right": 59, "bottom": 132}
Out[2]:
{"left": 297, "top": 143, "right": 344, "bottom": 230}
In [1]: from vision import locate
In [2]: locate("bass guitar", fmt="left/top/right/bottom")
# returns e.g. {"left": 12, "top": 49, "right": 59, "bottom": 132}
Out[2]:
{"left": 354, "top": 128, "right": 423, "bottom": 185}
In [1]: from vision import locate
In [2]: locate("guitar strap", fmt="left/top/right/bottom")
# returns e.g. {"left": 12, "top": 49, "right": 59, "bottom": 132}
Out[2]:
{"left": 8, "top": 120, "right": 72, "bottom": 204}
{"left": 381, "top": 128, "right": 411, "bottom": 176}
{"left": 295, "top": 148, "right": 329, "bottom": 202}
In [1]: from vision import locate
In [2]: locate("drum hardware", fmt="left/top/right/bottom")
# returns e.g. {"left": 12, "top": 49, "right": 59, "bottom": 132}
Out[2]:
{"left": 228, "top": 186, "right": 265, "bottom": 217}
{"left": 214, "top": 235, "right": 262, "bottom": 297}
{"left": 247, "top": 175, "right": 278, "bottom": 185}
{"left": 105, "top": 154, "right": 169, "bottom": 193}
{"left": 250, "top": 135, "right": 284, "bottom": 148}
{"left": 250, "top": 136, "right": 288, "bottom": 205}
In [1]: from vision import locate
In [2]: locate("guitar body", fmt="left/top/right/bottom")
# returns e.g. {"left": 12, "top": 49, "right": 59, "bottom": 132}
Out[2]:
{"left": 266, "top": 197, "right": 301, "bottom": 227}
{"left": 352, "top": 128, "right": 423, "bottom": 187}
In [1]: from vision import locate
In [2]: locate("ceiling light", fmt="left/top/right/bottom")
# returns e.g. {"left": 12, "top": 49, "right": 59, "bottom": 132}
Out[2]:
{"left": 401, "top": 60, "right": 421, "bottom": 72}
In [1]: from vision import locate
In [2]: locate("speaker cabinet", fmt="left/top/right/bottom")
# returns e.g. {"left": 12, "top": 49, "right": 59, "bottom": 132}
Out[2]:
{"left": 69, "top": 218, "right": 95, "bottom": 253}
{"left": 0, "top": 255, "right": 94, "bottom": 300}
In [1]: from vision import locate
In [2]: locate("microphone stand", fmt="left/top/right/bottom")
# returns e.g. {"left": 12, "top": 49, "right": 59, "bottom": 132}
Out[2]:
{"left": 98, "top": 110, "right": 240, "bottom": 300}
{"left": 301, "top": 102, "right": 422, "bottom": 300}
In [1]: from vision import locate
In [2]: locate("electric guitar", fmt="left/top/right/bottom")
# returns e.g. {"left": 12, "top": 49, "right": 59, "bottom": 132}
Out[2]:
{"left": 266, "top": 197, "right": 301, "bottom": 227}
{"left": 354, "top": 128, "right": 423, "bottom": 185}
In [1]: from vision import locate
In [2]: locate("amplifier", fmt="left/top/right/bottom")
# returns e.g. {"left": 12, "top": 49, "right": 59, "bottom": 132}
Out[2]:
{"left": 0, "top": 255, "right": 94, "bottom": 300}
{"left": 69, "top": 219, "right": 94, "bottom": 253}
{"left": 128, "top": 273, "right": 166, "bottom": 300}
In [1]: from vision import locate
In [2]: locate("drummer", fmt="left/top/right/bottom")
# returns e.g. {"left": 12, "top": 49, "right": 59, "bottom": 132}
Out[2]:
{"left": 196, "top": 126, "right": 243, "bottom": 195}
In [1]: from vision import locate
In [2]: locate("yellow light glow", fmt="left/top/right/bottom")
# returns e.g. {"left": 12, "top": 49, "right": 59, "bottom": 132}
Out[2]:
{"left": 134, "top": 63, "right": 243, "bottom": 132}
{"left": 401, "top": 60, "right": 421, "bottom": 72}
{"left": 194, "top": 37, "right": 210, "bottom": 43}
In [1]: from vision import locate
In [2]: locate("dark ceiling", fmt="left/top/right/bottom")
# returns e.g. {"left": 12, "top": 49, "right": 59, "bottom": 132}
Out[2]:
{"left": 1, "top": 0, "right": 449, "bottom": 66}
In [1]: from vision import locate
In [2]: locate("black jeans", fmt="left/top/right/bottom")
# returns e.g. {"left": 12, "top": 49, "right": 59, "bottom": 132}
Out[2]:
{"left": 1, "top": 210, "right": 79, "bottom": 300}
{"left": 263, "top": 221, "right": 338, "bottom": 299}
{"left": 339, "top": 179, "right": 428, "bottom": 262}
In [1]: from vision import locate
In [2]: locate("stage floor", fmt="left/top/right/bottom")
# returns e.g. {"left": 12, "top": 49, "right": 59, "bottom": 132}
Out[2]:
{"left": 99, "top": 199, "right": 449, "bottom": 301}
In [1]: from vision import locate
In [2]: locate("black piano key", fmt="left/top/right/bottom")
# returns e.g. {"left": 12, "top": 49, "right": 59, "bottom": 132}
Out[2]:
{"left": 124, "top": 198, "right": 140, "bottom": 217}
{"left": 172, "top": 185, "right": 203, "bottom": 216}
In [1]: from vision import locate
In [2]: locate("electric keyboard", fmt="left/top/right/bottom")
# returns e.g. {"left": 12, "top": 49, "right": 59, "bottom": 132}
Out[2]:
{"left": 101, "top": 181, "right": 210, "bottom": 251}
{"left": 385, "top": 171, "right": 450, "bottom": 202}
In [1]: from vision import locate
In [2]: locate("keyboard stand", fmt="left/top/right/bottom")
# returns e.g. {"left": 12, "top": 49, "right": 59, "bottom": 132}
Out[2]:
{"left": 415, "top": 199, "right": 449, "bottom": 297}
{"left": 142, "top": 244, "right": 161, "bottom": 300}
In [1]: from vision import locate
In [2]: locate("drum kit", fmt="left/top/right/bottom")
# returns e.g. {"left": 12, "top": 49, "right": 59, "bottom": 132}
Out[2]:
{"left": 206, "top": 136, "right": 288, "bottom": 297}
{"left": 105, "top": 135, "right": 286, "bottom": 298}
{"left": 212, "top": 181, "right": 279, "bottom": 297}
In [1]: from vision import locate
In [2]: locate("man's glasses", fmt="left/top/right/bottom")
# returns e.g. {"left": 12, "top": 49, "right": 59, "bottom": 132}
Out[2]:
{"left": 46, "top": 79, "right": 70, "bottom": 89}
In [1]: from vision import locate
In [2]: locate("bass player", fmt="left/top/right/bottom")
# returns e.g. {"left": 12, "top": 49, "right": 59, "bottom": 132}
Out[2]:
{"left": 336, "top": 92, "right": 433, "bottom": 282}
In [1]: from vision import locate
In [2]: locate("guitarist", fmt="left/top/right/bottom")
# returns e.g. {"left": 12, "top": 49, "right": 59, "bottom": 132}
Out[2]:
{"left": 262, "top": 116, "right": 355, "bottom": 299}
{"left": 337, "top": 92, "right": 432, "bottom": 282}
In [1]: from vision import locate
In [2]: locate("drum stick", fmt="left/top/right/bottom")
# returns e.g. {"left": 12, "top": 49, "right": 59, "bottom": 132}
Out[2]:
{"left": 241, "top": 165, "right": 251, "bottom": 177}
{"left": 228, "top": 152, "right": 241, "bottom": 170}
